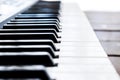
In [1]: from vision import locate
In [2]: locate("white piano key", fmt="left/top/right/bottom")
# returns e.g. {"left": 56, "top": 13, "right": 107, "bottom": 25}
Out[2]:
{"left": 62, "top": 35, "right": 98, "bottom": 42}
{"left": 59, "top": 41, "right": 102, "bottom": 47}
{"left": 48, "top": 62, "right": 119, "bottom": 80}
{"left": 54, "top": 57, "right": 112, "bottom": 65}
{"left": 50, "top": 72, "right": 120, "bottom": 80}
{"left": 53, "top": 3, "right": 120, "bottom": 80}
{"left": 48, "top": 65, "right": 116, "bottom": 74}
{"left": 59, "top": 46, "right": 107, "bottom": 57}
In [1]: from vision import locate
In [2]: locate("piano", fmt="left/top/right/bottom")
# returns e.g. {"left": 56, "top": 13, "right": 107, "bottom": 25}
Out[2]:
{"left": 0, "top": 0, "right": 120, "bottom": 80}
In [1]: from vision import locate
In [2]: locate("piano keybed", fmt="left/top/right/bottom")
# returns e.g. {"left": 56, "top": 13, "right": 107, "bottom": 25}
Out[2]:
{"left": 0, "top": 0, "right": 120, "bottom": 80}
{"left": 0, "top": 1, "right": 61, "bottom": 80}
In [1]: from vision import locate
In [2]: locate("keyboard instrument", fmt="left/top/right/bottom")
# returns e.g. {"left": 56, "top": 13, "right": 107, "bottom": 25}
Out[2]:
{"left": 0, "top": 0, "right": 120, "bottom": 80}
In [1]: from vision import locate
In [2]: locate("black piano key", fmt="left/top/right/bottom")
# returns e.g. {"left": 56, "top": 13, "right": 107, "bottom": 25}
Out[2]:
{"left": 22, "top": 11, "right": 60, "bottom": 16}
{"left": 0, "top": 45, "right": 58, "bottom": 58}
{"left": 29, "top": 7, "right": 60, "bottom": 11}
{"left": 0, "top": 29, "right": 61, "bottom": 38}
{"left": 37, "top": 1, "right": 61, "bottom": 4}
{"left": 8, "top": 20, "right": 60, "bottom": 26}
{"left": 32, "top": 2, "right": 61, "bottom": 7}
{"left": 10, "top": 19, "right": 60, "bottom": 23}
{"left": 18, "top": 13, "right": 59, "bottom": 17}
{"left": 3, "top": 24, "right": 60, "bottom": 32}
{"left": 36, "top": 1, "right": 61, "bottom": 5}
{"left": 0, "top": 40, "right": 59, "bottom": 51}
{"left": 30, "top": 1, "right": 61, "bottom": 10}
{"left": 15, "top": 15, "right": 59, "bottom": 20}
{"left": 31, "top": 3, "right": 61, "bottom": 7}
{"left": 15, "top": 16, "right": 60, "bottom": 22}
{"left": 0, "top": 52, "right": 56, "bottom": 66}
{"left": 7, "top": 21, "right": 61, "bottom": 29}
{"left": 17, "top": 14, "right": 59, "bottom": 17}
{"left": 0, "top": 33, "right": 60, "bottom": 43}
{"left": 22, "top": 9, "right": 60, "bottom": 15}
{"left": 18, "top": 8, "right": 60, "bottom": 14}
{"left": 0, "top": 65, "right": 51, "bottom": 80}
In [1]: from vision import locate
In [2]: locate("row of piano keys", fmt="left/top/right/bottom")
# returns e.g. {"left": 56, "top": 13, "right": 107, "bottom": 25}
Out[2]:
{"left": 0, "top": 0, "right": 120, "bottom": 80}
{"left": 0, "top": 1, "right": 61, "bottom": 80}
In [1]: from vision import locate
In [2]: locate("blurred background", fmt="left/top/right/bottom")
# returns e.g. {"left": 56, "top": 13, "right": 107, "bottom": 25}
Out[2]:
{"left": 63, "top": 0, "right": 120, "bottom": 75}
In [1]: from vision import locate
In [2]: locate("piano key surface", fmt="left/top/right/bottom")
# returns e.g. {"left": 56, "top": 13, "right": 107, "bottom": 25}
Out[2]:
{"left": 47, "top": 3, "right": 120, "bottom": 80}
{"left": 0, "top": 0, "right": 120, "bottom": 80}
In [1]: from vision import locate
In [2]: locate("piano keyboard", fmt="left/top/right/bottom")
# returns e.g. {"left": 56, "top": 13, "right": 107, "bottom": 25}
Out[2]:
{"left": 0, "top": 0, "right": 120, "bottom": 80}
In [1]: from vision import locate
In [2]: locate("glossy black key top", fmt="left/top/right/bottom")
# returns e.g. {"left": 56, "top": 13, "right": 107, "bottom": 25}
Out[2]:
{"left": 0, "top": 65, "right": 51, "bottom": 80}
{"left": 22, "top": 10, "right": 59, "bottom": 14}
{"left": 11, "top": 19, "right": 60, "bottom": 23}
{"left": 37, "top": 1, "right": 61, "bottom": 4}
{"left": 15, "top": 15, "right": 60, "bottom": 21}
{"left": 4, "top": 24, "right": 60, "bottom": 32}
{"left": 8, "top": 20, "right": 60, "bottom": 26}
{"left": 31, "top": 3, "right": 61, "bottom": 9}
{"left": 0, "top": 52, "right": 56, "bottom": 66}
{"left": 0, "top": 40, "right": 59, "bottom": 51}
{"left": 0, "top": 29, "right": 61, "bottom": 38}
{"left": 0, "top": 33, "right": 60, "bottom": 43}
{"left": 0, "top": 45, "right": 58, "bottom": 58}
{"left": 18, "top": 13, "right": 59, "bottom": 17}
{"left": 17, "top": 14, "right": 59, "bottom": 17}
{"left": 30, "top": 1, "right": 61, "bottom": 10}
{"left": 7, "top": 21, "right": 61, "bottom": 29}
{"left": 27, "top": 7, "right": 60, "bottom": 10}
{"left": 29, "top": 7, "right": 60, "bottom": 11}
